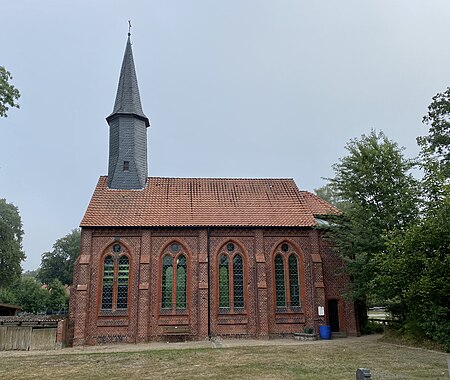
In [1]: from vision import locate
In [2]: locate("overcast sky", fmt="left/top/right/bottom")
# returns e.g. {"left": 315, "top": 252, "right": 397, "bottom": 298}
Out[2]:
{"left": 2, "top": 1, "right": 450, "bottom": 271}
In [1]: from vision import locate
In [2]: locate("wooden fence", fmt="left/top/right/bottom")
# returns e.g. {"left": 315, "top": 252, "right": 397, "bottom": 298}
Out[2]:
{"left": 0, "top": 317, "right": 67, "bottom": 350}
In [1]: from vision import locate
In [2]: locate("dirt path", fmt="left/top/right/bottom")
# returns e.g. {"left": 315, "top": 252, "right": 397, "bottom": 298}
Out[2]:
{"left": 0, "top": 334, "right": 381, "bottom": 357}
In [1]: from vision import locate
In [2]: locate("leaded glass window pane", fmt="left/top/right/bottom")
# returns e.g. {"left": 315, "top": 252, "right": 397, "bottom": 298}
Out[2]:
{"left": 226, "top": 242, "right": 235, "bottom": 252}
{"left": 162, "top": 255, "right": 173, "bottom": 308}
{"left": 117, "top": 255, "right": 129, "bottom": 309}
{"left": 288, "top": 254, "right": 300, "bottom": 307}
{"left": 275, "top": 254, "right": 286, "bottom": 307}
{"left": 101, "top": 255, "right": 114, "bottom": 309}
{"left": 176, "top": 255, "right": 187, "bottom": 308}
{"left": 233, "top": 254, "right": 244, "bottom": 308}
{"left": 219, "top": 254, "right": 229, "bottom": 308}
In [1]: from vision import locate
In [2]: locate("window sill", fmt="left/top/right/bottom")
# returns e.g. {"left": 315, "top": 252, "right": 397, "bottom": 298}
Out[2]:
{"left": 98, "top": 309, "right": 128, "bottom": 317}
{"left": 159, "top": 308, "right": 189, "bottom": 316}
{"left": 218, "top": 307, "right": 247, "bottom": 315}
{"left": 275, "top": 306, "right": 302, "bottom": 314}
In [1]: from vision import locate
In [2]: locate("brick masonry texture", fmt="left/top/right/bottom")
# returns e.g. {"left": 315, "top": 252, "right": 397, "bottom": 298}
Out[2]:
{"left": 69, "top": 227, "right": 357, "bottom": 345}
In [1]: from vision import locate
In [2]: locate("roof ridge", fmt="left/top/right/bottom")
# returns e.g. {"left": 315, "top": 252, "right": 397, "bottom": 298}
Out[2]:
{"left": 99, "top": 175, "right": 296, "bottom": 181}
{"left": 151, "top": 176, "right": 295, "bottom": 181}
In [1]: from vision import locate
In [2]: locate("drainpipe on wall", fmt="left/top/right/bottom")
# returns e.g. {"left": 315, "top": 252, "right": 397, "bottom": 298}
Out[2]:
{"left": 207, "top": 227, "right": 211, "bottom": 338}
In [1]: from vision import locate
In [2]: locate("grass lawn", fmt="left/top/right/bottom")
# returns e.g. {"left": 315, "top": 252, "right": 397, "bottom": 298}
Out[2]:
{"left": 0, "top": 335, "right": 448, "bottom": 379}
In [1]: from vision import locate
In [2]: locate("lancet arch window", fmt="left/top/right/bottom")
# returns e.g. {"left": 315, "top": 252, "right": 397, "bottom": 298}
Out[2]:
{"left": 218, "top": 242, "right": 245, "bottom": 312}
{"left": 274, "top": 242, "right": 301, "bottom": 312}
{"left": 101, "top": 244, "right": 130, "bottom": 312}
{"left": 161, "top": 242, "right": 187, "bottom": 310}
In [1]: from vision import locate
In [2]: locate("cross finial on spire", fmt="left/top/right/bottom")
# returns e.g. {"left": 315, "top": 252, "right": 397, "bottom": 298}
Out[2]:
{"left": 128, "top": 20, "right": 132, "bottom": 37}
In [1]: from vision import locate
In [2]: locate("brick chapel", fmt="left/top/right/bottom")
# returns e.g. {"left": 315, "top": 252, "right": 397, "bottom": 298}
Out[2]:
{"left": 69, "top": 35, "right": 357, "bottom": 346}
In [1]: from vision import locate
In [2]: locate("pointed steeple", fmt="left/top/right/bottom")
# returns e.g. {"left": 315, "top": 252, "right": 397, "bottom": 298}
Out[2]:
{"left": 106, "top": 34, "right": 149, "bottom": 190}
{"left": 107, "top": 36, "right": 149, "bottom": 127}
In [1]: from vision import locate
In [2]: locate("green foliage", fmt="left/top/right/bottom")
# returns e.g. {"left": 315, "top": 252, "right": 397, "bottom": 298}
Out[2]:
{"left": 314, "top": 184, "right": 349, "bottom": 211}
{"left": 420, "top": 87, "right": 450, "bottom": 179}
{"left": 0, "top": 287, "right": 18, "bottom": 305}
{"left": 0, "top": 66, "right": 20, "bottom": 117}
{"left": 38, "top": 229, "right": 81, "bottom": 285}
{"left": 14, "top": 277, "right": 48, "bottom": 314}
{"left": 376, "top": 195, "right": 450, "bottom": 351}
{"left": 47, "top": 279, "right": 69, "bottom": 311}
{"left": 369, "top": 89, "right": 450, "bottom": 351}
{"left": 326, "top": 130, "right": 420, "bottom": 304}
{"left": 0, "top": 277, "right": 68, "bottom": 314}
{"left": 322, "top": 92, "right": 450, "bottom": 349}
{"left": 22, "top": 269, "right": 40, "bottom": 279}
{"left": 418, "top": 88, "right": 450, "bottom": 207}
{"left": 0, "top": 199, "right": 26, "bottom": 288}
{"left": 330, "top": 130, "right": 419, "bottom": 231}
{"left": 362, "top": 321, "right": 384, "bottom": 335}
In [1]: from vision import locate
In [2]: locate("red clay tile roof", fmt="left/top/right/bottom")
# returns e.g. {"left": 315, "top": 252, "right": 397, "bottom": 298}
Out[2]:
{"left": 80, "top": 176, "right": 337, "bottom": 228}
{"left": 300, "top": 191, "right": 341, "bottom": 216}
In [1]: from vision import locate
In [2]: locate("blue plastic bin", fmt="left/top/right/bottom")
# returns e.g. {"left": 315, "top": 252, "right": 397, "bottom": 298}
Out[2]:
{"left": 319, "top": 325, "right": 331, "bottom": 340}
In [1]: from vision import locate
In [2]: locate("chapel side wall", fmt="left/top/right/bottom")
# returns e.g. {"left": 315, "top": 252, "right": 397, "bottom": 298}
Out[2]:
{"left": 208, "top": 228, "right": 329, "bottom": 338}
{"left": 208, "top": 229, "right": 258, "bottom": 338}
{"left": 136, "top": 229, "right": 151, "bottom": 342}
{"left": 148, "top": 229, "right": 201, "bottom": 340}
{"left": 69, "top": 226, "right": 356, "bottom": 345}
{"left": 83, "top": 229, "right": 142, "bottom": 345}
{"left": 320, "top": 231, "right": 358, "bottom": 336}
{"left": 70, "top": 228, "right": 205, "bottom": 344}
{"left": 70, "top": 228, "right": 93, "bottom": 346}
{"left": 263, "top": 229, "right": 318, "bottom": 336}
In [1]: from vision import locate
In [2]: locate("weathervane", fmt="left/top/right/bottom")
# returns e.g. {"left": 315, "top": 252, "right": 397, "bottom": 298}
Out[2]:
{"left": 128, "top": 20, "right": 132, "bottom": 37}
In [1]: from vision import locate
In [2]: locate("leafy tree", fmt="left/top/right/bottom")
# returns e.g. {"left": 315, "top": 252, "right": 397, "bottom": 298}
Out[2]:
{"left": 376, "top": 194, "right": 450, "bottom": 351}
{"left": 0, "top": 277, "right": 68, "bottom": 314}
{"left": 326, "top": 130, "right": 420, "bottom": 330}
{"left": 0, "top": 287, "right": 17, "bottom": 305}
{"left": 372, "top": 90, "right": 450, "bottom": 351}
{"left": 46, "top": 279, "right": 69, "bottom": 311}
{"left": 314, "top": 184, "right": 352, "bottom": 212}
{"left": 420, "top": 87, "right": 450, "bottom": 179}
{"left": 0, "top": 66, "right": 20, "bottom": 118}
{"left": 0, "top": 199, "right": 26, "bottom": 288}
{"left": 14, "top": 277, "right": 48, "bottom": 313}
{"left": 22, "top": 269, "right": 40, "bottom": 279}
{"left": 38, "top": 229, "right": 81, "bottom": 285}
{"left": 418, "top": 88, "right": 450, "bottom": 206}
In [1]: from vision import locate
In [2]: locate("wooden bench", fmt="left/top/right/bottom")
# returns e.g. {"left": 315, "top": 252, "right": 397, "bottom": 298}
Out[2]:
{"left": 162, "top": 325, "right": 190, "bottom": 336}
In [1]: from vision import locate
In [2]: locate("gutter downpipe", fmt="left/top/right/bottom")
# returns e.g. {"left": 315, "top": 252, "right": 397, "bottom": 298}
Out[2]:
{"left": 207, "top": 227, "right": 211, "bottom": 338}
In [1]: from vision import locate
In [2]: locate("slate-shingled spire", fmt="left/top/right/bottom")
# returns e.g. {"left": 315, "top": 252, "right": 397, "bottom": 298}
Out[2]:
{"left": 106, "top": 35, "right": 150, "bottom": 189}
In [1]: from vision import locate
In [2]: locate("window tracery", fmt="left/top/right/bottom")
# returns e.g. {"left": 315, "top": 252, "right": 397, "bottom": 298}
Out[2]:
{"left": 274, "top": 243, "right": 301, "bottom": 312}
{"left": 101, "top": 245, "right": 129, "bottom": 312}
{"left": 161, "top": 243, "right": 187, "bottom": 310}
{"left": 218, "top": 242, "right": 246, "bottom": 312}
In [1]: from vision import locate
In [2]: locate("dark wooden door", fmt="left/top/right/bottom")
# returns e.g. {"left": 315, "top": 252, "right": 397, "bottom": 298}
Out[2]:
{"left": 328, "top": 299, "right": 340, "bottom": 332}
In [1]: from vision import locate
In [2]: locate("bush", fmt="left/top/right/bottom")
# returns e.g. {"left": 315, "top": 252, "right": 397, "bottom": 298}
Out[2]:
{"left": 0, "top": 287, "right": 17, "bottom": 304}
{"left": 361, "top": 321, "right": 384, "bottom": 335}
